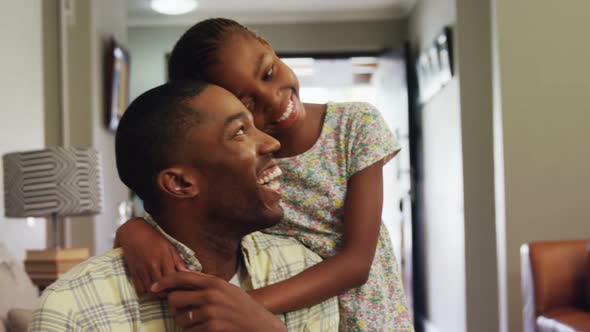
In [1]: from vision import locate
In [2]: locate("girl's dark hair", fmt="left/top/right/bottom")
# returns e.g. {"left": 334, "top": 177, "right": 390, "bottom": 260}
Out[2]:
{"left": 168, "top": 18, "right": 257, "bottom": 81}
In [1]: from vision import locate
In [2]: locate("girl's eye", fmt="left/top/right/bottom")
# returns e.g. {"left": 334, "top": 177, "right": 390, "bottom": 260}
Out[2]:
{"left": 234, "top": 126, "right": 246, "bottom": 137}
{"left": 242, "top": 99, "right": 254, "bottom": 110}
{"left": 263, "top": 65, "right": 273, "bottom": 81}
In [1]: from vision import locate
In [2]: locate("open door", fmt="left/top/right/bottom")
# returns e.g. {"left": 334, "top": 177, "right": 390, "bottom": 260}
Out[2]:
{"left": 280, "top": 50, "right": 415, "bottom": 318}
{"left": 372, "top": 50, "right": 414, "bottom": 316}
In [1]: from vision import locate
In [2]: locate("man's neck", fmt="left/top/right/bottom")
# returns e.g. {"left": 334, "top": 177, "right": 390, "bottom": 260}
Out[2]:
{"left": 153, "top": 208, "right": 242, "bottom": 281}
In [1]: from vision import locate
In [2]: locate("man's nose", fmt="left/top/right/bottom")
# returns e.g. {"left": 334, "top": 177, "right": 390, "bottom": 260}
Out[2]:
{"left": 258, "top": 130, "right": 281, "bottom": 155}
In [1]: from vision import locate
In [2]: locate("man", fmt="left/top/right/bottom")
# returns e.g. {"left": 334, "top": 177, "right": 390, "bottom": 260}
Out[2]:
{"left": 30, "top": 81, "right": 338, "bottom": 331}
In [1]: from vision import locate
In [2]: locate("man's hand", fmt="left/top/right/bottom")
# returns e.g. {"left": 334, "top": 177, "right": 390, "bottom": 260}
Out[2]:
{"left": 152, "top": 271, "right": 287, "bottom": 332}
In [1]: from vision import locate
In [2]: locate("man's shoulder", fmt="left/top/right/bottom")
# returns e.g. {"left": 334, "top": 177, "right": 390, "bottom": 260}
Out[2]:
{"left": 244, "top": 232, "right": 319, "bottom": 259}
{"left": 242, "top": 232, "right": 322, "bottom": 268}
{"left": 243, "top": 234, "right": 339, "bottom": 331}
{"left": 32, "top": 249, "right": 140, "bottom": 330}
{"left": 41, "top": 248, "right": 127, "bottom": 299}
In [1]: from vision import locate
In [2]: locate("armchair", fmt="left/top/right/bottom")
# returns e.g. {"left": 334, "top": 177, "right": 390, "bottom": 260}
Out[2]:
{"left": 521, "top": 240, "right": 590, "bottom": 332}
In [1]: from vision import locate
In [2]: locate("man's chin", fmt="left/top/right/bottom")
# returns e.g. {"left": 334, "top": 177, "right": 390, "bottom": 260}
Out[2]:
{"left": 256, "top": 209, "right": 284, "bottom": 230}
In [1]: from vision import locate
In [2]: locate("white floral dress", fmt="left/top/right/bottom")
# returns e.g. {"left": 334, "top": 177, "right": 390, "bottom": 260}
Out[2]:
{"left": 264, "top": 102, "right": 414, "bottom": 331}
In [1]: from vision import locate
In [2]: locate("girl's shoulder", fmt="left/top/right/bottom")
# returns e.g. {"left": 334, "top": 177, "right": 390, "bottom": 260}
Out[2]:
{"left": 327, "top": 101, "right": 380, "bottom": 116}
{"left": 325, "top": 101, "right": 385, "bottom": 128}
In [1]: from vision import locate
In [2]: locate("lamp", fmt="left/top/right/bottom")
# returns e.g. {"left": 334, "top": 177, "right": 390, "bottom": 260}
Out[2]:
{"left": 151, "top": 0, "right": 198, "bottom": 15}
{"left": 3, "top": 147, "right": 103, "bottom": 287}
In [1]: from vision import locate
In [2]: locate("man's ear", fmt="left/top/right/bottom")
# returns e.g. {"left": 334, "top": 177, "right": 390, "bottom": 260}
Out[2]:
{"left": 157, "top": 168, "right": 200, "bottom": 199}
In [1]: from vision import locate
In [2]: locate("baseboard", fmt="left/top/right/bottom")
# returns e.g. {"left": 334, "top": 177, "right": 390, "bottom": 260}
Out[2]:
{"left": 423, "top": 319, "right": 443, "bottom": 332}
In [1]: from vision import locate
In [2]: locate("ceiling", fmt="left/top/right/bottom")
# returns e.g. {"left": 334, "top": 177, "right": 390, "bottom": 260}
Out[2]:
{"left": 127, "top": 0, "right": 417, "bottom": 26}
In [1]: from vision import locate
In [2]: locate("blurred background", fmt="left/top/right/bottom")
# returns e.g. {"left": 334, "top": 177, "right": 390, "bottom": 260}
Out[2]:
{"left": 2, "top": 1, "right": 590, "bottom": 331}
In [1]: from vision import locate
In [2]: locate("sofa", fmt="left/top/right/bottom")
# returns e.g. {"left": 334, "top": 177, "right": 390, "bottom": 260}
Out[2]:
{"left": 521, "top": 240, "right": 590, "bottom": 332}
{"left": 0, "top": 243, "right": 38, "bottom": 332}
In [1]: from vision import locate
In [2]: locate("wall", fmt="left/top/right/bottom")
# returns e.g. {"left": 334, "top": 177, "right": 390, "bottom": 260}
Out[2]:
{"left": 60, "top": 0, "right": 129, "bottom": 254}
{"left": 0, "top": 0, "right": 128, "bottom": 261}
{"left": 90, "top": 0, "right": 130, "bottom": 255}
{"left": 455, "top": 0, "right": 498, "bottom": 331}
{"left": 0, "top": 0, "right": 47, "bottom": 263}
{"left": 64, "top": 0, "right": 95, "bottom": 250}
{"left": 408, "top": 0, "right": 500, "bottom": 330}
{"left": 128, "top": 19, "right": 407, "bottom": 100}
{"left": 408, "top": 1, "right": 466, "bottom": 331}
{"left": 493, "top": 0, "right": 590, "bottom": 330}
{"left": 42, "top": 0, "right": 61, "bottom": 148}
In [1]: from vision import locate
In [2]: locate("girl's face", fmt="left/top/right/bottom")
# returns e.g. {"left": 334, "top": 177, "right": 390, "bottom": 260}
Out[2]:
{"left": 206, "top": 32, "right": 306, "bottom": 138}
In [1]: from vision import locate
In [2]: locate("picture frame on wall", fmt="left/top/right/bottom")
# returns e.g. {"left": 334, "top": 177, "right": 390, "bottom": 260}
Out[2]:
{"left": 105, "top": 38, "right": 130, "bottom": 132}
{"left": 415, "top": 53, "right": 429, "bottom": 103}
{"left": 414, "top": 26, "right": 454, "bottom": 105}
{"left": 437, "top": 27, "right": 453, "bottom": 84}
{"left": 426, "top": 45, "right": 442, "bottom": 100}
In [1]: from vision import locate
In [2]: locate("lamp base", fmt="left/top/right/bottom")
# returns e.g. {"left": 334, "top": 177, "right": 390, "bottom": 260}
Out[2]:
{"left": 24, "top": 248, "right": 90, "bottom": 289}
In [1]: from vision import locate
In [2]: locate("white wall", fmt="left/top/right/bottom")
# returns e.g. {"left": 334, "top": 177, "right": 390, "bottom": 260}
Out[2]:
{"left": 409, "top": 0, "right": 500, "bottom": 330}
{"left": 408, "top": 1, "right": 467, "bottom": 331}
{"left": 493, "top": 0, "right": 590, "bottom": 330}
{"left": 410, "top": 1, "right": 590, "bottom": 330}
{"left": 455, "top": 0, "right": 499, "bottom": 330}
{"left": 59, "top": 0, "right": 129, "bottom": 255}
{"left": 128, "top": 20, "right": 407, "bottom": 101}
{"left": 64, "top": 0, "right": 95, "bottom": 250}
{"left": 0, "top": 0, "right": 47, "bottom": 263}
{"left": 90, "top": 0, "right": 130, "bottom": 255}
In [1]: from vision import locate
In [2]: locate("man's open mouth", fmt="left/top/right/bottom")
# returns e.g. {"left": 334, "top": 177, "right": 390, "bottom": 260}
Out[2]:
{"left": 256, "top": 165, "right": 282, "bottom": 191}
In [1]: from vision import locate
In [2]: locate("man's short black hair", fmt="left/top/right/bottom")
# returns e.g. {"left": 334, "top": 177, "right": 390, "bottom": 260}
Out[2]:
{"left": 115, "top": 80, "right": 209, "bottom": 211}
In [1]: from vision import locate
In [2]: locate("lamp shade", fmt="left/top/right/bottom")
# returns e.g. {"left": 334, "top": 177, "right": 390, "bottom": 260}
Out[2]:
{"left": 3, "top": 147, "right": 103, "bottom": 218}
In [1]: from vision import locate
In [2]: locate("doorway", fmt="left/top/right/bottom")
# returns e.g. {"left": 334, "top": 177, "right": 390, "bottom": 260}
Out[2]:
{"left": 280, "top": 51, "right": 415, "bottom": 317}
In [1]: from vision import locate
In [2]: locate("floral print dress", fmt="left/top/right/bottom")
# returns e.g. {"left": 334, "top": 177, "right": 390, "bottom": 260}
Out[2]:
{"left": 264, "top": 102, "right": 414, "bottom": 331}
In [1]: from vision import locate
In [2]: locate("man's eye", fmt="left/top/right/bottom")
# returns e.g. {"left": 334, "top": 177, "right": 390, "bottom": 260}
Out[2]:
{"left": 263, "top": 66, "right": 273, "bottom": 81}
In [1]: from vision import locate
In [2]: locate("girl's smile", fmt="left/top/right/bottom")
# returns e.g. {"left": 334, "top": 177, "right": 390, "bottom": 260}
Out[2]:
{"left": 206, "top": 32, "right": 307, "bottom": 139}
{"left": 264, "top": 91, "right": 301, "bottom": 133}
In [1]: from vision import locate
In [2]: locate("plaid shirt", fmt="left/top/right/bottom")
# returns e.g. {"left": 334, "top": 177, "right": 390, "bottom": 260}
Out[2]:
{"left": 30, "top": 217, "right": 339, "bottom": 332}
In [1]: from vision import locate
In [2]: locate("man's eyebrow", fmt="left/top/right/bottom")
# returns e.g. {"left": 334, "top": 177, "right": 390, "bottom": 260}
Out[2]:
{"left": 224, "top": 111, "right": 249, "bottom": 129}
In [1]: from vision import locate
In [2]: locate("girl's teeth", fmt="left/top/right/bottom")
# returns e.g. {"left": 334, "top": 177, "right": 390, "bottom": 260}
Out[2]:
{"left": 277, "top": 101, "right": 294, "bottom": 123}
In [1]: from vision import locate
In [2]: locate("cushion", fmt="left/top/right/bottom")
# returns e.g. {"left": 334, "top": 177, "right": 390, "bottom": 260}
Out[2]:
{"left": 530, "top": 241, "right": 588, "bottom": 313}
{"left": 538, "top": 307, "right": 590, "bottom": 332}
{"left": 586, "top": 248, "right": 590, "bottom": 310}
{"left": 6, "top": 309, "right": 33, "bottom": 332}
{"left": 0, "top": 243, "right": 38, "bottom": 325}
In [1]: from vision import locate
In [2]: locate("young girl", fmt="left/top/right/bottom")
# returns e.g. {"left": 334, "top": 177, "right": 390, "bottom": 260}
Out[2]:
{"left": 117, "top": 18, "right": 413, "bottom": 331}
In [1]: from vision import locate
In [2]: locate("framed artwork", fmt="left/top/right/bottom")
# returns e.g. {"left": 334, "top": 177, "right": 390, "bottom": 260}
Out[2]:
{"left": 415, "top": 26, "right": 454, "bottom": 104}
{"left": 415, "top": 53, "right": 429, "bottom": 103}
{"left": 426, "top": 45, "right": 442, "bottom": 100}
{"left": 437, "top": 27, "right": 453, "bottom": 84}
{"left": 105, "top": 38, "right": 130, "bottom": 132}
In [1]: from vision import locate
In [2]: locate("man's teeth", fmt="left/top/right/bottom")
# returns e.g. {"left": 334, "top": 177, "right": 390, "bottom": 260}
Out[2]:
{"left": 276, "top": 101, "right": 294, "bottom": 123}
{"left": 266, "top": 179, "right": 280, "bottom": 191}
{"left": 257, "top": 166, "right": 283, "bottom": 185}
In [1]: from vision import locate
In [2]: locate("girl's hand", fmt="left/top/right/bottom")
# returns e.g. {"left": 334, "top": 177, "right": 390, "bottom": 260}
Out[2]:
{"left": 115, "top": 217, "right": 188, "bottom": 296}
